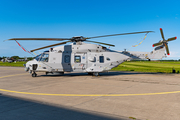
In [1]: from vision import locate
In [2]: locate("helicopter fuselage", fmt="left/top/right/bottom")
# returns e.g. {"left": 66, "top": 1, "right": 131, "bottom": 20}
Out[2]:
{"left": 25, "top": 41, "right": 167, "bottom": 77}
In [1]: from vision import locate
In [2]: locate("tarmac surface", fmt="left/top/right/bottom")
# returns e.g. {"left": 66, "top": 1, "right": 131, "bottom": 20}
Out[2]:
{"left": 0, "top": 66, "right": 180, "bottom": 120}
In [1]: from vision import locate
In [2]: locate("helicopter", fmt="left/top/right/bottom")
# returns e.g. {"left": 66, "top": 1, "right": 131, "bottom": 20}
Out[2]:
{"left": 7, "top": 28, "right": 177, "bottom": 77}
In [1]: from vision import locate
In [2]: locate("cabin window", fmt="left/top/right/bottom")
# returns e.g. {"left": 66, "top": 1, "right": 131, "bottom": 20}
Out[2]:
{"left": 99, "top": 56, "right": 104, "bottom": 63}
{"left": 64, "top": 55, "right": 70, "bottom": 63}
{"left": 75, "top": 56, "right": 81, "bottom": 63}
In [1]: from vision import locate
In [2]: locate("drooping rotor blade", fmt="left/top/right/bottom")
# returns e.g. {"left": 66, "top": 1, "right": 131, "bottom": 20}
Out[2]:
{"left": 86, "top": 40, "right": 115, "bottom": 47}
{"left": 30, "top": 41, "right": 71, "bottom": 52}
{"left": 7, "top": 38, "right": 71, "bottom": 41}
{"left": 152, "top": 42, "right": 163, "bottom": 47}
{"left": 164, "top": 43, "right": 170, "bottom": 55}
{"left": 86, "top": 31, "right": 154, "bottom": 39}
{"left": 167, "top": 37, "right": 177, "bottom": 42}
{"left": 160, "top": 28, "right": 165, "bottom": 40}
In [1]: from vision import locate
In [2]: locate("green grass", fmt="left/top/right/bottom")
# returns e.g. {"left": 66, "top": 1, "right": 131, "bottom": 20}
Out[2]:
{"left": 111, "top": 61, "right": 180, "bottom": 73}
{"left": 1, "top": 61, "right": 180, "bottom": 73}
{"left": 0, "top": 61, "right": 25, "bottom": 67}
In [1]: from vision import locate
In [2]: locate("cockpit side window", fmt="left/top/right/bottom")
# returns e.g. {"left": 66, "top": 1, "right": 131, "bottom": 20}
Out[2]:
{"left": 35, "top": 53, "right": 49, "bottom": 62}
{"left": 40, "top": 53, "right": 49, "bottom": 62}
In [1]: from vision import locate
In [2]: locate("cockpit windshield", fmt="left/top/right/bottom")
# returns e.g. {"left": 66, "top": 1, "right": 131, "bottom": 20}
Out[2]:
{"left": 35, "top": 54, "right": 41, "bottom": 61}
{"left": 35, "top": 53, "right": 49, "bottom": 62}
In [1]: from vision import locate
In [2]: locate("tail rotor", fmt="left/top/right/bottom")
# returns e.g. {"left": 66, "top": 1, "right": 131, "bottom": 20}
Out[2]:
{"left": 152, "top": 28, "right": 177, "bottom": 55}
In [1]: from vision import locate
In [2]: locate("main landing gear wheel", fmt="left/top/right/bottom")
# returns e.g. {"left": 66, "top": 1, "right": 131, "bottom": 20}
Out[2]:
{"left": 32, "top": 72, "right": 37, "bottom": 77}
{"left": 93, "top": 72, "right": 99, "bottom": 77}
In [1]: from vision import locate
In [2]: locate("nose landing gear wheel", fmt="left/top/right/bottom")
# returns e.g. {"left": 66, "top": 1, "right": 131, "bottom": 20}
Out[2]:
{"left": 32, "top": 72, "right": 37, "bottom": 77}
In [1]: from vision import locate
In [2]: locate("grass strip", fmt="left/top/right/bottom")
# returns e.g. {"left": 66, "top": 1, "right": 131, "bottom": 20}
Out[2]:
{"left": 0, "top": 61, "right": 25, "bottom": 67}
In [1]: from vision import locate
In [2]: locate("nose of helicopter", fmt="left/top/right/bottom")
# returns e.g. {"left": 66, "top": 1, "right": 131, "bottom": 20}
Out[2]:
{"left": 24, "top": 60, "right": 33, "bottom": 72}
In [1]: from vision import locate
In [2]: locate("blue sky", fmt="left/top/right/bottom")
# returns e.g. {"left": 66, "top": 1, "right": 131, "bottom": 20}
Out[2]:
{"left": 0, "top": 0, "right": 179, "bottom": 60}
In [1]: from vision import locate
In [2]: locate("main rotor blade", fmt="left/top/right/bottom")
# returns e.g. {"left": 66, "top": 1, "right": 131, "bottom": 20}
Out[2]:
{"left": 164, "top": 43, "right": 170, "bottom": 55}
{"left": 86, "top": 40, "right": 115, "bottom": 47}
{"left": 160, "top": 28, "right": 165, "bottom": 40}
{"left": 86, "top": 31, "right": 154, "bottom": 39}
{"left": 30, "top": 41, "right": 71, "bottom": 52}
{"left": 167, "top": 37, "right": 177, "bottom": 42}
{"left": 8, "top": 38, "right": 71, "bottom": 41}
{"left": 152, "top": 42, "right": 163, "bottom": 47}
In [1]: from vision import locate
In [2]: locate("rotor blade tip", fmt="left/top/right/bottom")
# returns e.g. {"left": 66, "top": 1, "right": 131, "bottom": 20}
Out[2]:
{"left": 168, "top": 53, "right": 170, "bottom": 55}
{"left": 175, "top": 36, "right": 177, "bottom": 39}
{"left": 152, "top": 45, "right": 154, "bottom": 47}
{"left": 160, "top": 28, "right": 162, "bottom": 30}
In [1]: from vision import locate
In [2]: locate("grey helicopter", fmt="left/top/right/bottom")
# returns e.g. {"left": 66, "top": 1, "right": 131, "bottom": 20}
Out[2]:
{"left": 7, "top": 28, "right": 177, "bottom": 77}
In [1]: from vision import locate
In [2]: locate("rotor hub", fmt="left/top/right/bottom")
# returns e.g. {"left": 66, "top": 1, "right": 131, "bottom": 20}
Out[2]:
{"left": 71, "top": 36, "right": 86, "bottom": 42}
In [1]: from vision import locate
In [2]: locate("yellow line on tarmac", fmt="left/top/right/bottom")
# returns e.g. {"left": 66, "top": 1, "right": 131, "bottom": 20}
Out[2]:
{"left": 0, "top": 88, "right": 180, "bottom": 96}
{"left": 0, "top": 73, "right": 180, "bottom": 96}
